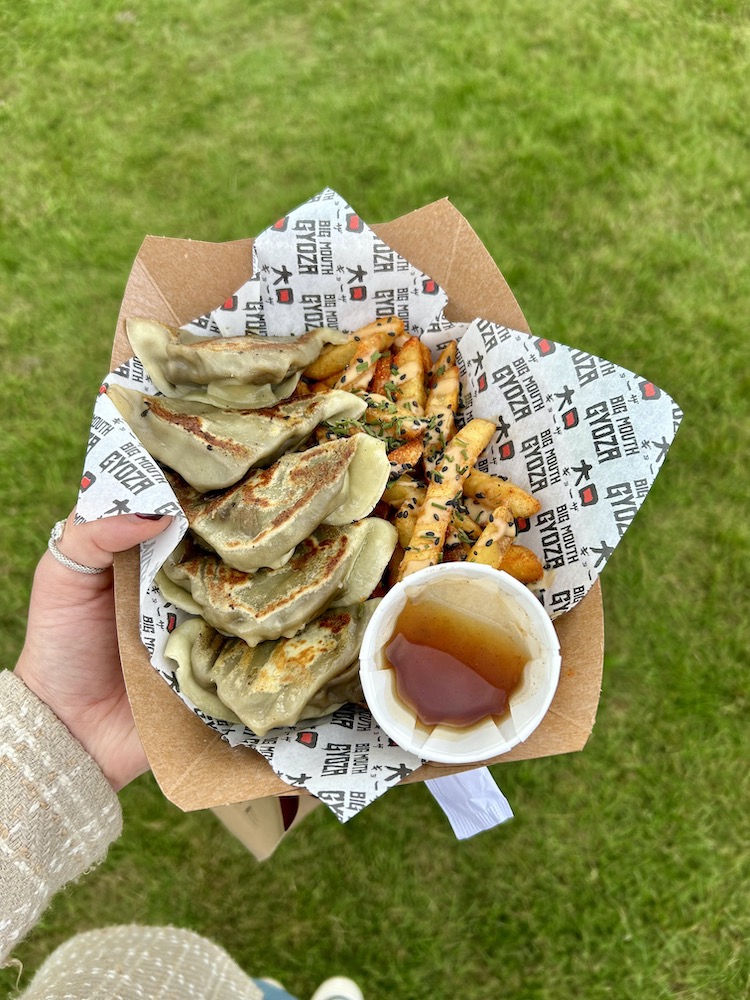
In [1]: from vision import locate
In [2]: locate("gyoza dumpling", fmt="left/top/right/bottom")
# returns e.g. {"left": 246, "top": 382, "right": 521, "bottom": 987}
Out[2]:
{"left": 126, "top": 318, "right": 349, "bottom": 408}
{"left": 168, "top": 434, "right": 390, "bottom": 572}
{"left": 107, "top": 384, "right": 367, "bottom": 492}
{"left": 163, "top": 617, "right": 243, "bottom": 726}
{"left": 157, "top": 519, "right": 397, "bottom": 646}
{"left": 165, "top": 601, "right": 377, "bottom": 736}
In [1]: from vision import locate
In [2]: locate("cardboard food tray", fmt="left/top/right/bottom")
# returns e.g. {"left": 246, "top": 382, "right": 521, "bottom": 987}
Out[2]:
{"left": 112, "top": 199, "right": 605, "bottom": 812}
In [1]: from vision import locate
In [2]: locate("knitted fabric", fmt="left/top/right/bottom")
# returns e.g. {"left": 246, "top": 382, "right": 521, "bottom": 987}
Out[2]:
{"left": 0, "top": 671, "right": 284, "bottom": 1000}
{"left": 0, "top": 670, "right": 123, "bottom": 965}
{"left": 19, "top": 925, "right": 267, "bottom": 1000}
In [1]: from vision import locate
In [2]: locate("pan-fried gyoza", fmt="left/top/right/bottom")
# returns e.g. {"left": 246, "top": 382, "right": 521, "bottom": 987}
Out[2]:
{"left": 165, "top": 602, "right": 378, "bottom": 736}
{"left": 157, "top": 520, "right": 397, "bottom": 647}
{"left": 126, "top": 318, "right": 349, "bottom": 408}
{"left": 166, "top": 434, "right": 390, "bottom": 572}
{"left": 107, "top": 384, "right": 367, "bottom": 492}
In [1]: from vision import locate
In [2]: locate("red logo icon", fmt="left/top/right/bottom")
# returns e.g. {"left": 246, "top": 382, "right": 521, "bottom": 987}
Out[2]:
{"left": 562, "top": 408, "right": 579, "bottom": 429}
{"left": 221, "top": 295, "right": 238, "bottom": 311}
{"left": 515, "top": 516, "right": 530, "bottom": 533}
{"left": 80, "top": 471, "right": 96, "bottom": 491}
{"left": 166, "top": 613, "right": 177, "bottom": 633}
{"left": 272, "top": 216, "right": 288, "bottom": 232}
{"left": 98, "top": 382, "right": 109, "bottom": 394}
{"left": 498, "top": 441, "right": 515, "bottom": 460}
{"left": 534, "top": 338, "right": 556, "bottom": 356}
{"left": 640, "top": 381, "right": 661, "bottom": 400}
{"left": 276, "top": 288, "right": 294, "bottom": 304}
{"left": 349, "top": 286, "right": 367, "bottom": 301}
{"left": 580, "top": 484, "right": 598, "bottom": 506}
{"left": 477, "top": 373, "right": 488, "bottom": 393}
{"left": 296, "top": 731, "right": 319, "bottom": 749}
{"left": 346, "top": 213, "right": 364, "bottom": 233}
{"left": 422, "top": 278, "right": 439, "bottom": 294}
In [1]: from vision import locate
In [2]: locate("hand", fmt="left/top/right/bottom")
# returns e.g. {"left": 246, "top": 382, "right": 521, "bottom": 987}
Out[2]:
{"left": 14, "top": 511, "right": 174, "bottom": 792}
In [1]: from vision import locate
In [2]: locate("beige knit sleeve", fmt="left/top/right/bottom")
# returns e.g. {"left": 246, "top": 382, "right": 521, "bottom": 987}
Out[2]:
{"left": 0, "top": 670, "right": 123, "bottom": 966}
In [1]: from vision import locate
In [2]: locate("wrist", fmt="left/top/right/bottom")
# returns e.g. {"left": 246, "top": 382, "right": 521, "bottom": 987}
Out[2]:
{"left": 13, "top": 651, "right": 98, "bottom": 765}
{"left": 13, "top": 652, "right": 140, "bottom": 792}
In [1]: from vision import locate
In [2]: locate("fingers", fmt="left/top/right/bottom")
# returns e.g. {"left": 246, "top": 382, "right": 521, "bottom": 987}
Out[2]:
{"left": 53, "top": 511, "right": 174, "bottom": 572}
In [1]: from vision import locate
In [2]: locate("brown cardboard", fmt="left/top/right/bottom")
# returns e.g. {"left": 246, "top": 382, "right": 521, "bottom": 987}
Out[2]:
{"left": 112, "top": 199, "right": 605, "bottom": 812}
{"left": 211, "top": 796, "right": 321, "bottom": 861}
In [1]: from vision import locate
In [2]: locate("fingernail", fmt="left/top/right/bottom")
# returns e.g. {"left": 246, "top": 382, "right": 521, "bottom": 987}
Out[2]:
{"left": 134, "top": 513, "right": 164, "bottom": 520}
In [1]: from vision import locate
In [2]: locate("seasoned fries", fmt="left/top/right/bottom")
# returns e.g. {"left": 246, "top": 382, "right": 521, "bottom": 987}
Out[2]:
{"left": 302, "top": 317, "right": 405, "bottom": 380}
{"left": 296, "top": 316, "right": 547, "bottom": 592}
{"left": 333, "top": 331, "right": 394, "bottom": 391}
{"left": 463, "top": 469, "right": 541, "bottom": 519}
{"left": 382, "top": 475, "right": 424, "bottom": 508}
{"left": 387, "top": 439, "right": 424, "bottom": 479}
{"left": 467, "top": 504, "right": 515, "bottom": 567}
{"left": 370, "top": 353, "right": 394, "bottom": 395}
{"left": 423, "top": 342, "right": 460, "bottom": 476}
{"left": 394, "top": 490, "right": 425, "bottom": 549}
{"left": 499, "top": 543, "right": 545, "bottom": 584}
{"left": 358, "top": 393, "right": 430, "bottom": 441}
{"left": 303, "top": 340, "right": 359, "bottom": 381}
{"left": 397, "top": 418, "right": 496, "bottom": 580}
{"left": 390, "top": 336, "right": 427, "bottom": 415}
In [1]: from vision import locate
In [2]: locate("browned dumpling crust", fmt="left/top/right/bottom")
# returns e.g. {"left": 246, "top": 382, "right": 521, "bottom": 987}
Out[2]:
{"left": 165, "top": 601, "right": 379, "bottom": 736}
{"left": 157, "top": 519, "right": 397, "bottom": 647}
{"left": 107, "top": 385, "right": 367, "bottom": 492}
{"left": 168, "top": 434, "right": 390, "bottom": 572}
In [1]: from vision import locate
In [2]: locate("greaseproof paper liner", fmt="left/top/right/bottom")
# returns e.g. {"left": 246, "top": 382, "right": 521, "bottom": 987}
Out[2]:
{"left": 76, "top": 188, "right": 681, "bottom": 823}
{"left": 455, "top": 320, "right": 683, "bottom": 617}
{"left": 181, "top": 187, "right": 448, "bottom": 340}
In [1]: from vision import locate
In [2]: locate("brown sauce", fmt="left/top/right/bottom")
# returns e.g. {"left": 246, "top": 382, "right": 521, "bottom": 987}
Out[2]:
{"left": 384, "top": 594, "right": 528, "bottom": 728}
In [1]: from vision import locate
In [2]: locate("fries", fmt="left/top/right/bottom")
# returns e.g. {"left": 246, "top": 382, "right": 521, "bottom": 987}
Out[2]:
{"left": 387, "top": 439, "right": 424, "bottom": 479}
{"left": 394, "top": 490, "right": 425, "bottom": 549}
{"left": 357, "top": 393, "right": 431, "bottom": 441}
{"left": 463, "top": 469, "right": 542, "bottom": 519}
{"left": 303, "top": 318, "right": 405, "bottom": 380}
{"left": 390, "top": 336, "right": 427, "bottom": 415}
{"left": 397, "top": 418, "right": 496, "bottom": 580}
{"left": 296, "top": 317, "right": 547, "bottom": 591}
{"left": 467, "top": 503, "right": 515, "bottom": 567}
{"left": 333, "top": 331, "right": 394, "bottom": 391}
{"left": 423, "top": 343, "right": 460, "bottom": 477}
{"left": 499, "top": 543, "right": 545, "bottom": 584}
{"left": 370, "top": 353, "right": 394, "bottom": 395}
{"left": 382, "top": 475, "right": 424, "bottom": 508}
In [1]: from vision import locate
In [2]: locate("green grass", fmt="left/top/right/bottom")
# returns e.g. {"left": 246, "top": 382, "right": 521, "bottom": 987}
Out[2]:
{"left": 1, "top": 0, "right": 748, "bottom": 997}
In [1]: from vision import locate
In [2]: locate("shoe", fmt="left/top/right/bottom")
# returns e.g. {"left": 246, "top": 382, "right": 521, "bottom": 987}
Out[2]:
{"left": 310, "top": 975, "right": 364, "bottom": 1000}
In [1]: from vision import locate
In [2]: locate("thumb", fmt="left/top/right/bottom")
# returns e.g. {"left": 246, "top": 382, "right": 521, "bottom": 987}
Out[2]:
{"left": 51, "top": 511, "right": 175, "bottom": 572}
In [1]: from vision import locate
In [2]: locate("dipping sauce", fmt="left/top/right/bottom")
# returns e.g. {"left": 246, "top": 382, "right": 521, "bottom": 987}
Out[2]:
{"left": 384, "top": 592, "right": 529, "bottom": 728}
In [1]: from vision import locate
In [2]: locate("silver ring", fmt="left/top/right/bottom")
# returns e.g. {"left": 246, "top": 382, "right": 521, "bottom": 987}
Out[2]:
{"left": 48, "top": 520, "right": 108, "bottom": 575}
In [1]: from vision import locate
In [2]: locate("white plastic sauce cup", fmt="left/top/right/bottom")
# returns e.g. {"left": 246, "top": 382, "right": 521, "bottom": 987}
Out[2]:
{"left": 359, "top": 563, "right": 561, "bottom": 765}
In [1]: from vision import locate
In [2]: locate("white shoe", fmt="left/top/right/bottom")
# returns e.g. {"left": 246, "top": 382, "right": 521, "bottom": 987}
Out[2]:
{"left": 310, "top": 975, "right": 364, "bottom": 1000}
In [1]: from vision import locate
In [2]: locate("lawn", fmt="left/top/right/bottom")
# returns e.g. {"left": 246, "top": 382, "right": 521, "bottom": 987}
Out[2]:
{"left": 1, "top": 1, "right": 748, "bottom": 997}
